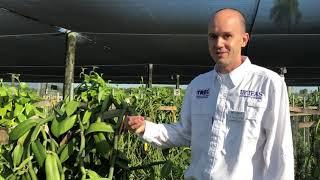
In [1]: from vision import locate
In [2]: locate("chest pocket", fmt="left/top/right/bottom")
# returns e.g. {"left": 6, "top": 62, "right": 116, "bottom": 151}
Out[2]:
{"left": 245, "top": 98, "right": 267, "bottom": 120}
{"left": 244, "top": 98, "right": 267, "bottom": 140}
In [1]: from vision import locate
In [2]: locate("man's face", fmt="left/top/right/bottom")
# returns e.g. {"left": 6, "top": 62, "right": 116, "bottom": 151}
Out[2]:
{"left": 208, "top": 11, "right": 249, "bottom": 71}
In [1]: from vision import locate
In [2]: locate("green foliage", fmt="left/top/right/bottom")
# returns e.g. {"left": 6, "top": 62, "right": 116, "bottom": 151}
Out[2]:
{"left": 290, "top": 91, "right": 320, "bottom": 179}
{"left": 0, "top": 82, "right": 46, "bottom": 128}
{"left": 0, "top": 72, "right": 190, "bottom": 179}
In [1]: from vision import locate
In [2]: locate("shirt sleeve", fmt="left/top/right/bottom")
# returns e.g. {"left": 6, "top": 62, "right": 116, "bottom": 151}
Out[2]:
{"left": 141, "top": 85, "right": 192, "bottom": 149}
{"left": 263, "top": 78, "right": 294, "bottom": 180}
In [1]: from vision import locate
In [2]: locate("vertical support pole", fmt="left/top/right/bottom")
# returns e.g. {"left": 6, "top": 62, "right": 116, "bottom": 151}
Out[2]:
{"left": 303, "top": 96, "right": 306, "bottom": 144}
{"left": 11, "top": 74, "right": 14, "bottom": 86}
{"left": 10, "top": 73, "right": 19, "bottom": 87}
{"left": 147, "top": 64, "right": 153, "bottom": 88}
{"left": 291, "top": 90, "right": 297, "bottom": 159}
{"left": 63, "top": 32, "right": 77, "bottom": 100}
{"left": 318, "top": 93, "right": 320, "bottom": 110}
{"left": 176, "top": 74, "right": 180, "bottom": 89}
{"left": 45, "top": 83, "right": 48, "bottom": 95}
{"left": 292, "top": 94, "right": 295, "bottom": 107}
{"left": 287, "top": 86, "right": 292, "bottom": 96}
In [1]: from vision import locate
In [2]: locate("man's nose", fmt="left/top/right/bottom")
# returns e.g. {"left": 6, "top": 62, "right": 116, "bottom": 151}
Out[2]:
{"left": 215, "top": 37, "right": 224, "bottom": 48}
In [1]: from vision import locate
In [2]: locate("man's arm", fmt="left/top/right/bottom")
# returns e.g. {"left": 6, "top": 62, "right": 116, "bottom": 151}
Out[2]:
{"left": 127, "top": 86, "right": 192, "bottom": 149}
{"left": 263, "top": 79, "right": 294, "bottom": 180}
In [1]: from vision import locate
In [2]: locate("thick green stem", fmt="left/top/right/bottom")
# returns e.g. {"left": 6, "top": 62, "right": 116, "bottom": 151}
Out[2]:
{"left": 78, "top": 121, "right": 86, "bottom": 179}
{"left": 41, "top": 128, "right": 48, "bottom": 148}
{"left": 108, "top": 135, "right": 119, "bottom": 179}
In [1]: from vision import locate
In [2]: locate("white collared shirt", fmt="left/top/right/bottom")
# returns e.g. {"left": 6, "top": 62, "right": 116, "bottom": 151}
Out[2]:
{"left": 142, "top": 57, "right": 294, "bottom": 180}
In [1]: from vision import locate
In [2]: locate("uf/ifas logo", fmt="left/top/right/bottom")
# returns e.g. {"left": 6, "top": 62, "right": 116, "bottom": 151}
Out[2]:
{"left": 240, "top": 90, "right": 263, "bottom": 100}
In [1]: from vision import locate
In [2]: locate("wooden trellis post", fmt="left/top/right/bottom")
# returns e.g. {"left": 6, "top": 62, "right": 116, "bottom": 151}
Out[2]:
{"left": 303, "top": 96, "right": 307, "bottom": 144}
{"left": 63, "top": 32, "right": 77, "bottom": 100}
{"left": 147, "top": 64, "right": 153, "bottom": 88}
{"left": 176, "top": 74, "right": 180, "bottom": 89}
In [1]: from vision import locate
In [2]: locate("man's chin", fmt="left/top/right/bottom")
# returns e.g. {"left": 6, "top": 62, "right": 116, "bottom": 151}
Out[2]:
{"left": 214, "top": 58, "right": 225, "bottom": 65}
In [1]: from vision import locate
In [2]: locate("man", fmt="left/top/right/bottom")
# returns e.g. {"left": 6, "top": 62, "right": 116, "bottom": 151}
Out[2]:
{"left": 127, "top": 8, "right": 294, "bottom": 180}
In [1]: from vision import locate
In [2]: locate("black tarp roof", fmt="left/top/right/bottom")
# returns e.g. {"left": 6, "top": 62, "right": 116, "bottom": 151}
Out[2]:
{"left": 0, "top": 0, "right": 319, "bottom": 85}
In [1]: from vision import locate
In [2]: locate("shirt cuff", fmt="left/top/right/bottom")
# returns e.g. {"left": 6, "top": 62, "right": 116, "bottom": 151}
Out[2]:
{"left": 140, "top": 120, "right": 157, "bottom": 142}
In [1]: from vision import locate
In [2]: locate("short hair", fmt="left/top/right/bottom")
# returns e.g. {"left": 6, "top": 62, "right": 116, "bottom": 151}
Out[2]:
{"left": 211, "top": 8, "right": 247, "bottom": 32}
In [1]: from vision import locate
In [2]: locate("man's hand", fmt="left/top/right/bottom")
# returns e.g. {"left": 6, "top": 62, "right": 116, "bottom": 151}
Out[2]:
{"left": 126, "top": 116, "right": 146, "bottom": 135}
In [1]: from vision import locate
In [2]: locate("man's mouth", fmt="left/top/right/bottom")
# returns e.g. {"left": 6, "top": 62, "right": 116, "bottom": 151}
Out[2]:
{"left": 216, "top": 52, "right": 227, "bottom": 56}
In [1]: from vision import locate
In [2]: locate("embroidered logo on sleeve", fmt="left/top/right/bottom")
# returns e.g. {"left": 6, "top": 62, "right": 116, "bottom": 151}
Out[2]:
{"left": 240, "top": 90, "right": 263, "bottom": 100}
{"left": 196, "top": 88, "right": 210, "bottom": 98}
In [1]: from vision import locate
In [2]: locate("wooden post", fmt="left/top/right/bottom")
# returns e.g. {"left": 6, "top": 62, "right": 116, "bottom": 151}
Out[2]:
{"left": 318, "top": 93, "right": 320, "bottom": 110}
{"left": 287, "top": 86, "right": 291, "bottom": 96}
{"left": 292, "top": 94, "right": 295, "bottom": 107}
{"left": 303, "top": 96, "right": 306, "bottom": 144}
{"left": 147, "top": 64, "right": 153, "bottom": 88}
{"left": 176, "top": 74, "right": 180, "bottom": 89}
{"left": 10, "top": 73, "right": 19, "bottom": 87}
{"left": 11, "top": 74, "right": 14, "bottom": 86}
{"left": 63, "top": 32, "right": 77, "bottom": 100}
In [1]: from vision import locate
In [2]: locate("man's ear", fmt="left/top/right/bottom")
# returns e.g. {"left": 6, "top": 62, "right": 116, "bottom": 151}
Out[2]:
{"left": 241, "top": 33, "right": 249, "bottom": 47}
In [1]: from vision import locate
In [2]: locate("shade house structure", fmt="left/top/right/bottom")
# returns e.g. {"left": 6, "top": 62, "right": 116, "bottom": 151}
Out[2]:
{"left": 0, "top": 0, "right": 320, "bottom": 86}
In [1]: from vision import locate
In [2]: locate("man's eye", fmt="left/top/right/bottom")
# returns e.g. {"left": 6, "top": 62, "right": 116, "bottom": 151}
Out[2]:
{"left": 224, "top": 34, "right": 232, "bottom": 39}
{"left": 209, "top": 34, "right": 217, "bottom": 39}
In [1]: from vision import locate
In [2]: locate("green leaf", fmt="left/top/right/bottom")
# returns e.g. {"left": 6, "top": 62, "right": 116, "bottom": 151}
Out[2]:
{"left": 84, "top": 74, "right": 90, "bottom": 83}
{"left": 25, "top": 103, "right": 34, "bottom": 116}
{"left": 19, "top": 82, "right": 28, "bottom": 89}
{"left": 86, "top": 169, "right": 101, "bottom": 179}
{"left": 88, "top": 90, "right": 97, "bottom": 98}
{"left": 17, "top": 114, "right": 27, "bottom": 122}
{"left": 28, "top": 92, "right": 42, "bottom": 101}
{"left": 98, "top": 87, "right": 103, "bottom": 103}
{"left": 59, "top": 138, "right": 77, "bottom": 163}
{"left": 81, "top": 92, "right": 88, "bottom": 102}
{"left": 0, "top": 108, "right": 7, "bottom": 117}
{"left": 0, "top": 87, "right": 7, "bottom": 96}
{"left": 15, "top": 156, "right": 33, "bottom": 171}
{"left": 51, "top": 118, "right": 60, "bottom": 138}
{"left": 94, "top": 133, "right": 111, "bottom": 159}
{"left": 19, "top": 97, "right": 30, "bottom": 104}
{"left": 4, "top": 102, "right": 12, "bottom": 111}
{"left": 20, "top": 91, "right": 27, "bottom": 97}
{"left": 82, "top": 110, "right": 92, "bottom": 125}
{"left": 160, "top": 160, "right": 173, "bottom": 178}
{"left": 14, "top": 103, "right": 24, "bottom": 117}
{"left": 33, "top": 108, "right": 46, "bottom": 118}
{"left": 8, "top": 87, "right": 18, "bottom": 96}
{"left": 65, "top": 100, "right": 79, "bottom": 117}
{"left": 86, "top": 122, "right": 114, "bottom": 135}
{"left": 54, "top": 107, "right": 64, "bottom": 116}
{"left": 96, "top": 75, "right": 106, "bottom": 86}
{"left": 52, "top": 115, "right": 78, "bottom": 138}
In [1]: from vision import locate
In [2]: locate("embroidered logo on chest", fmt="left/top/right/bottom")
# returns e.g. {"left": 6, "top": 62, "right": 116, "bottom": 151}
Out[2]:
{"left": 196, "top": 88, "right": 210, "bottom": 98}
{"left": 240, "top": 90, "right": 263, "bottom": 100}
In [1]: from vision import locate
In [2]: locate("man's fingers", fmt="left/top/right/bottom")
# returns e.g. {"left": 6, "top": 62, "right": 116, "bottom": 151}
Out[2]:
{"left": 131, "top": 123, "right": 143, "bottom": 130}
{"left": 126, "top": 116, "right": 145, "bottom": 134}
{"left": 127, "top": 116, "right": 144, "bottom": 124}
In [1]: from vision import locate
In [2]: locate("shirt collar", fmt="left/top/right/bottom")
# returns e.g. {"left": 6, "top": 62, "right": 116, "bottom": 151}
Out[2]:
{"left": 213, "top": 56, "right": 251, "bottom": 88}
